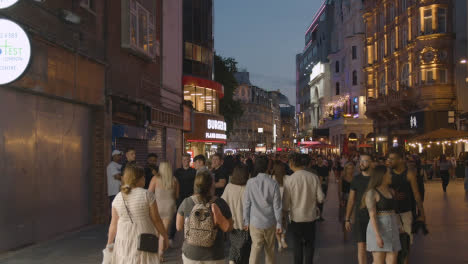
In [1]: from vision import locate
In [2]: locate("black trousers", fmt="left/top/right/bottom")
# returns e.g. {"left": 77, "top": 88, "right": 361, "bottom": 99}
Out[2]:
{"left": 290, "top": 220, "right": 316, "bottom": 264}
{"left": 440, "top": 170, "right": 450, "bottom": 191}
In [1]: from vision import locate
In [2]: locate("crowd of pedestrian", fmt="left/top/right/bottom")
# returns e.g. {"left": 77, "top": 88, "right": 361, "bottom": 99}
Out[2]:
{"left": 102, "top": 145, "right": 468, "bottom": 264}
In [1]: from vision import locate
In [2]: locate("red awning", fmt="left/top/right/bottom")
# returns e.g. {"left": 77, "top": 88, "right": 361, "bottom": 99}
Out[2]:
{"left": 183, "top": 76, "right": 224, "bottom": 98}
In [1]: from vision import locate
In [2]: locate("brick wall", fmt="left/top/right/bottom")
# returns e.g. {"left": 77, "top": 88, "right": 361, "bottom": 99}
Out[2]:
{"left": 91, "top": 106, "right": 112, "bottom": 224}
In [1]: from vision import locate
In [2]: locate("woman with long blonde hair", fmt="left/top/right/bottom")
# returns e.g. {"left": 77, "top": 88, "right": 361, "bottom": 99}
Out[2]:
{"left": 149, "top": 162, "right": 179, "bottom": 262}
{"left": 106, "top": 164, "right": 168, "bottom": 264}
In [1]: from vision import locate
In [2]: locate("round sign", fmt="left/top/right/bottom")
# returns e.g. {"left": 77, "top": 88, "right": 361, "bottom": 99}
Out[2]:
{"left": 0, "top": 0, "right": 19, "bottom": 9}
{"left": 0, "top": 18, "right": 31, "bottom": 85}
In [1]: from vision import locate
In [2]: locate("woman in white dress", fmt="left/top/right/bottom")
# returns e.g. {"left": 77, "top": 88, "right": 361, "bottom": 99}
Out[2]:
{"left": 106, "top": 165, "right": 169, "bottom": 264}
{"left": 148, "top": 162, "right": 179, "bottom": 262}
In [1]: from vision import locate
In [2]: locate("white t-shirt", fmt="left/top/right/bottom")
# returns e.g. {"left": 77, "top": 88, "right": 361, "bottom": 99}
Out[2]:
{"left": 107, "top": 161, "right": 122, "bottom": 196}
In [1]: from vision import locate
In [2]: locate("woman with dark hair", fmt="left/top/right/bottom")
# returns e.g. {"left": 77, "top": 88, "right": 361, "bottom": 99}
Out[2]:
{"left": 339, "top": 162, "right": 355, "bottom": 240}
{"left": 222, "top": 165, "right": 251, "bottom": 264}
{"left": 271, "top": 161, "right": 289, "bottom": 251}
{"left": 362, "top": 165, "right": 401, "bottom": 264}
{"left": 438, "top": 154, "right": 452, "bottom": 192}
{"left": 176, "top": 170, "right": 233, "bottom": 264}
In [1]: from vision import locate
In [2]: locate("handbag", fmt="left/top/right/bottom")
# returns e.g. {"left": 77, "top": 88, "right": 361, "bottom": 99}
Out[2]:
{"left": 397, "top": 214, "right": 411, "bottom": 264}
{"left": 122, "top": 195, "right": 159, "bottom": 253}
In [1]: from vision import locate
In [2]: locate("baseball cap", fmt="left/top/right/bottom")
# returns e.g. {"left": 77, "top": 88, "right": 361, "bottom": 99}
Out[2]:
{"left": 112, "top": 150, "right": 122, "bottom": 156}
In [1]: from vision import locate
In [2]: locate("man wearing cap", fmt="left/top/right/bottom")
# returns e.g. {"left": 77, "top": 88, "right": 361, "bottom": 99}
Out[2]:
{"left": 107, "top": 150, "right": 123, "bottom": 218}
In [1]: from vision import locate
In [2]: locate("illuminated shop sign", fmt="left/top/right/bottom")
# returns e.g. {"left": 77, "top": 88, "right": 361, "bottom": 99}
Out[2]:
{"left": 207, "top": 119, "right": 226, "bottom": 131}
{"left": 206, "top": 133, "right": 227, "bottom": 140}
{"left": 0, "top": 0, "right": 19, "bottom": 9}
{"left": 0, "top": 19, "right": 31, "bottom": 85}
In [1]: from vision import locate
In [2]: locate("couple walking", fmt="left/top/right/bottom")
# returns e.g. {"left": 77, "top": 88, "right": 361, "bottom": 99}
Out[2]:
{"left": 240, "top": 154, "right": 324, "bottom": 264}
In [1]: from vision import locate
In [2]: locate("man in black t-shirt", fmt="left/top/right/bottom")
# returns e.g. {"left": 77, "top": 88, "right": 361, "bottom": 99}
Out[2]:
{"left": 345, "top": 154, "right": 371, "bottom": 264}
{"left": 170, "top": 153, "right": 196, "bottom": 241}
{"left": 211, "top": 153, "right": 228, "bottom": 197}
{"left": 144, "top": 153, "right": 158, "bottom": 189}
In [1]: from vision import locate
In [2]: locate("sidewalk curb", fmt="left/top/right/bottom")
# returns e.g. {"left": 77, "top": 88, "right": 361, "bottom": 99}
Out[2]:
{"left": 0, "top": 224, "right": 104, "bottom": 261}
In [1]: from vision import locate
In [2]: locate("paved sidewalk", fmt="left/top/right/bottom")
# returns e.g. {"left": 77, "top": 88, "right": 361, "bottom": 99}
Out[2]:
{"left": 1, "top": 178, "right": 467, "bottom": 264}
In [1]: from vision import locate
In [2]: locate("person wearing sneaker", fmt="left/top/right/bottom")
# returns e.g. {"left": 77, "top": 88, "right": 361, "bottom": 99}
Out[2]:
{"left": 283, "top": 153, "right": 324, "bottom": 264}
{"left": 271, "top": 161, "right": 289, "bottom": 252}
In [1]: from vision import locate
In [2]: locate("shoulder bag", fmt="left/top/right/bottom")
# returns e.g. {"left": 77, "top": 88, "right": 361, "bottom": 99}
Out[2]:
{"left": 122, "top": 195, "right": 159, "bottom": 253}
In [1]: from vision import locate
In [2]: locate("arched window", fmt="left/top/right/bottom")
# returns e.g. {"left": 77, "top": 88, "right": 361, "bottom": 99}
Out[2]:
{"left": 401, "top": 63, "right": 410, "bottom": 88}
{"left": 352, "top": 70, "right": 358, "bottom": 85}
{"left": 379, "top": 74, "right": 386, "bottom": 95}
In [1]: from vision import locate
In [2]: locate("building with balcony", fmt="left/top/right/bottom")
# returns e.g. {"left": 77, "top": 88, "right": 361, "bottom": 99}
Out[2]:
{"left": 227, "top": 72, "right": 277, "bottom": 153}
{"left": 296, "top": 1, "right": 335, "bottom": 140}
{"left": 321, "top": 0, "right": 373, "bottom": 152}
{"left": 364, "top": 0, "right": 458, "bottom": 154}
{"left": 182, "top": 0, "right": 225, "bottom": 159}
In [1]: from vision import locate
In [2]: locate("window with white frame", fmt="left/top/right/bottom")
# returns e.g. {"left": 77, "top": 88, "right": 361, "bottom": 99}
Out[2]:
{"left": 437, "top": 8, "right": 446, "bottom": 33}
{"left": 129, "top": 0, "right": 156, "bottom": 58}
{"left": 423, "top": 9, "right": 432, "bottom": 34}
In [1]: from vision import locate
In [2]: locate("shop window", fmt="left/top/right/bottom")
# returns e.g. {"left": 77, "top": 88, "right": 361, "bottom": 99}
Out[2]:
{"left": 183, "top": 85, "right": 219, "bottom": 114}
{"left": 437, "top": 8, "right": 446, "bottom": 33}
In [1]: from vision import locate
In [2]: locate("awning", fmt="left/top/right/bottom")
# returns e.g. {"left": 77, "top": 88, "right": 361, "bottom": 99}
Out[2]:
{"left": 183, "top": 76, "right": 224, "bottom": 98}
{"left": 409, "top": 128, "right": 468, "bottom": 142}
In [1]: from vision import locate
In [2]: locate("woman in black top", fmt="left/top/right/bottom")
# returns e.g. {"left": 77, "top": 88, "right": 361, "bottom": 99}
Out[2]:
{"left": 339, "top": 162, "right": 355, "bottom": 240}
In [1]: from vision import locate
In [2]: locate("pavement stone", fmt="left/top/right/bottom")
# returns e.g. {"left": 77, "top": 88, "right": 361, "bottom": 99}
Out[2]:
{"left": 1, "top": 177, "right": 467, "bottom": 264}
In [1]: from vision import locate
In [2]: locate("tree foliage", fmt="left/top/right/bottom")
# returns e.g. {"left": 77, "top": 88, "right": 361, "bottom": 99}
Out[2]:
{"left": 214, "top": 54, "right": 243, "bottom": 135}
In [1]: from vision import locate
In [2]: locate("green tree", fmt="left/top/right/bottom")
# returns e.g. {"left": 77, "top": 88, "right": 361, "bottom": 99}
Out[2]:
{"left": 214, "top": 54, "right": 243, "bottom": 135}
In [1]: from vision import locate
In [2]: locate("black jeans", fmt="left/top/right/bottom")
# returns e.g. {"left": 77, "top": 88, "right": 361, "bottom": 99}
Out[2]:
{"left": 440, "top": 170, "right": 450, "bottom": 191}
{"left": 290, "top": 220, "right": 316, "bottom": 264}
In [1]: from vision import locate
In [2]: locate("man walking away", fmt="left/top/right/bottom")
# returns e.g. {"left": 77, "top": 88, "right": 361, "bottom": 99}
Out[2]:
{"left": 316, "top": 155, "right": 329, "bottom": 221}
{"left": 344, "top": 154, "right": 372, "bottom": 264}
{"left": 106, "top": 150, "right": 122, "bottom": 220}
{"left": 211, "top": 153, "right": 228, "bottom": 197}
{"left": 144, "top": 153, "right": 158, "bottom": 189}
{"left": 283, "top": 153, "right": 324, "bottom": 264}
{"left": 388, "top": 147, "right": 426, "bottom": 264}
{"left": 243, "top": 156, "right": 282, "bottom": 264}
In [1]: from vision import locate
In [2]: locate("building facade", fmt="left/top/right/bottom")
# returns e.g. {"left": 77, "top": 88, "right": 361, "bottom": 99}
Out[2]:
{"left": 279, "top": 94, "right": 297, "bottom": 150}
{"left": 182, "top": 0, "right": 226, "bottom": 159}
{"left": 296, "top": 0, "right": 334, "bottom": 140}
{"left": 322, "top": 0, "right": 373, "bottom": 152}
{"left": 228, "top": 72, "right": 275, "bottom": 153}
{"left": 0, "top": 0, "right": 106, "bottom": 251}
{"left": 364, "top": 0, "right": 457, "bottom": 154}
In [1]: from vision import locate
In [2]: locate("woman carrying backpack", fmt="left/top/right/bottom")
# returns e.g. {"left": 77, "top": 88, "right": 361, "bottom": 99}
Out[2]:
{"left": 176, "top": 169, "right": 233, "bottom": 264}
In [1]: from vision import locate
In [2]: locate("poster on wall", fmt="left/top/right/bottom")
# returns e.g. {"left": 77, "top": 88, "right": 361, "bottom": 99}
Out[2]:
{"left": 0, "top": 18, "right": 32, "bottom": 85}
{"left": 0, "top": 0, "right": 19, "bottom": 9}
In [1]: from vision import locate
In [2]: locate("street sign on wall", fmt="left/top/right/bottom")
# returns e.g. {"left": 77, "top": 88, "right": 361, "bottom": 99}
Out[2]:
{"left": 0, "top": 0, "right": 19, "bottom": 9}
{"left": 0, "top": 18, "right": 31, "bottom": 85}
